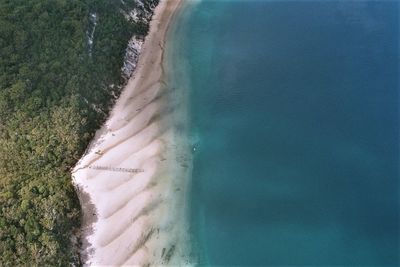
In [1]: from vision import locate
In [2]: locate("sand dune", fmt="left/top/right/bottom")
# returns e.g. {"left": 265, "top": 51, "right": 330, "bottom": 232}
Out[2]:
{"left": 72, "top": 0, "right": 193, "bottom": 265}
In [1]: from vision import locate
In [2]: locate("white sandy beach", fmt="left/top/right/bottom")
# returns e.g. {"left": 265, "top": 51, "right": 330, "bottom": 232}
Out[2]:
{"left": 72, "top": 0, "right": 193, "bottom": 265}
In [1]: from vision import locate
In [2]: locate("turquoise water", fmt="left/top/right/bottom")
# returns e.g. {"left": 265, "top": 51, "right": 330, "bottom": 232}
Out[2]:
{"left": 181, "top": 1, "right": 399, "bottom": 265}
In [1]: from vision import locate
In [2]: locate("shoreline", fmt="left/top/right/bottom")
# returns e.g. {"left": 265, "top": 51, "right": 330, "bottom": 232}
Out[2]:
{"left": 72, "top": 0, "right": 193, "bottom": 265}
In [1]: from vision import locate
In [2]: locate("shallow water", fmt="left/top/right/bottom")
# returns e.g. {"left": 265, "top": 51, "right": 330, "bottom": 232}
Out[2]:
{"left": 178, "top": 0, "right": 399, "bottom": 265}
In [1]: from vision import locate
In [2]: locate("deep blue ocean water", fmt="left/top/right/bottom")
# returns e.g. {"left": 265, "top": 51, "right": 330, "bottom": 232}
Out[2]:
{"left": 180, "top": 1, "right": 399, "bottom": 265}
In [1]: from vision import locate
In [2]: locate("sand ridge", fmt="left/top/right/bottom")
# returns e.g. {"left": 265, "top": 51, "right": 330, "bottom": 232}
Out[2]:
{"left": 72, "top": 0, "right": 193, "bottom": 265}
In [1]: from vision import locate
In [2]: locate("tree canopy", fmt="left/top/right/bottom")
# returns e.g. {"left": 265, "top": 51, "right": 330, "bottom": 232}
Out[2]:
{"left": 0, "top": 0, "right": 158, "bottom": 265}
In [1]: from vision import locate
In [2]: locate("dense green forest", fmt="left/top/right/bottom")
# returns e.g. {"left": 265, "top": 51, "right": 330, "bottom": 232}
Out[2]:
{"left": 0, "top": 0, "right": 158, "bottom": 265}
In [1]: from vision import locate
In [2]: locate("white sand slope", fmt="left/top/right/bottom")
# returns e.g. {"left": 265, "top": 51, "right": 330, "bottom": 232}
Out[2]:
{"left": 72, "top": 0, "right": 193, "bottom": 265}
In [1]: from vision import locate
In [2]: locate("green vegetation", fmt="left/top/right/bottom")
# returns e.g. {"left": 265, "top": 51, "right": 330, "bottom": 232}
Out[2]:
{"left": 0, "top": 0, "right": 158, "bottom": 265}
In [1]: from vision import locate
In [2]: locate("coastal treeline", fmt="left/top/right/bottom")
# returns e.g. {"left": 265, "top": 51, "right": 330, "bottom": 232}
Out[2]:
{"left": 0, "top": 0, "right": 158, "bottom": 265}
